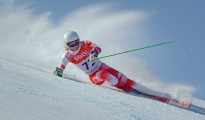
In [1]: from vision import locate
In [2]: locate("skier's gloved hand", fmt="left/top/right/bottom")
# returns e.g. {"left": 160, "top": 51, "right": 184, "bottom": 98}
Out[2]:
{"left": 54, "top": 67, "right": 63, "bottom": 77}
{"left": 89, "top": 50, "right": 98, "bottom": 63}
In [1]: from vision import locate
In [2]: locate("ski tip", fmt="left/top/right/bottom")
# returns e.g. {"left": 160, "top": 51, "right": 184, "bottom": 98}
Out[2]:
{"left": 168, "top": 99, "right": 191, "bottom": 109}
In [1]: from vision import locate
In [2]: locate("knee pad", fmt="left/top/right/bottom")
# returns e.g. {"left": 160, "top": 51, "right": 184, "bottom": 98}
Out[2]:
{"left": 96, "top": 71, "right": 109, "bottom": 80}
{"left": 90, "top": 71, "right": 108, "bottom": 85}
{"left": 96, "top": 71, "right": 118, "bottom": 86}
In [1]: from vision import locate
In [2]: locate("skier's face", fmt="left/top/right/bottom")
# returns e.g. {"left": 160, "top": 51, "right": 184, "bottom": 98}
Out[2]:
{"left": 67, "top": 40, "right": 80, "bottom": 51}
{"left": 69, "top": 44, "right": 79, "bottom": 51}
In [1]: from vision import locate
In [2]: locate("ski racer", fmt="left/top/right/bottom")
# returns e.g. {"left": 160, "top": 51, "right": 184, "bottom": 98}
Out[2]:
{"left": 54, "top": 31, "right": 136, "bottom": 92}
{"left": 53, "top": 31, "right": 198, "bottom": 112}
{"left": 54, "top": 31, "right": 171, "bottom": 98}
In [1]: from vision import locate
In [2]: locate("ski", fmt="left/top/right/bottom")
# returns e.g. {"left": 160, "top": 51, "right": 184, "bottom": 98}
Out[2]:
{"left": 168, "top": 98, "right": 191, "bottom": 109}
{"left": 133, "top": 89, "right": 205, "bottom": 115}
{"left": 133, "top": 89, "right": 170, "bottom": 103}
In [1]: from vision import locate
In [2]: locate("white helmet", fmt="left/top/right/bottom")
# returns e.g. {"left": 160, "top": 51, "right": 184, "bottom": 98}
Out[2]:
{"left": 63, "top": 31, "right": 81, "bottom": 55}
{"left": 63, "top": 31, "right": 80, "bottom": 44}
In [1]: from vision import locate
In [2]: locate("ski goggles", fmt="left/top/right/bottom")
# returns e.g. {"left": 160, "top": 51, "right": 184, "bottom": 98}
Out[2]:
{"left": 67, "top": 40, "right": 80, "bottom": 47}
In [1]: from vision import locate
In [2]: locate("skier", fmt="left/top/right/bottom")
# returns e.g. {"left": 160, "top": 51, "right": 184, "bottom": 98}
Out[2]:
{"left": 54, "top": 31, "right": 136, "bottom": 92}
{"left": 54, "top": 31, "right": 171, "bottom": 98}
{"left": 53, "top": 32, "right": 202, "bottom": 112}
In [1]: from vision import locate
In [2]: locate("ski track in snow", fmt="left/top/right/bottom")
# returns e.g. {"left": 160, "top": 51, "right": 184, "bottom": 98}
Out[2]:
{"left": 0, "top": 58, "right": 205, "bottom": 120}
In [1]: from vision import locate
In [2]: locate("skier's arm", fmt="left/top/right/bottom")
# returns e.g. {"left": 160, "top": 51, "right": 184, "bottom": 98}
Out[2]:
{"left": 84, "top": 40, "right": 102, "bottom": 55}
{"left": 86, "top": 40, "right": 102, "bottom": 62}
{"left": 92, "top": 43, "right": 101, "bottom": 55}
{"left": 54, "top": 53, "right": 69, "bottom": 77}
{"left": 58, "top": 53, "right": 69, "bottom": 71}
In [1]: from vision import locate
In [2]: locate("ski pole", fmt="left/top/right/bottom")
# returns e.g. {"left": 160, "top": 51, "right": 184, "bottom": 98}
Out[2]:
{"left": 98, "top": 41, "right": 172, "bottom": 59}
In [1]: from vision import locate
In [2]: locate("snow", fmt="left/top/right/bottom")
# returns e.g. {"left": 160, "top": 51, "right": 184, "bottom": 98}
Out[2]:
{"left": 0, "top": 58, "right": 205, "bottom": 120}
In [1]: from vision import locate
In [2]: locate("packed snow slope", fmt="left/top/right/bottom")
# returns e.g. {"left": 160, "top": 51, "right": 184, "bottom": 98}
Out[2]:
{"left": 0, "top": 58, "right": 205, "bottom": 120}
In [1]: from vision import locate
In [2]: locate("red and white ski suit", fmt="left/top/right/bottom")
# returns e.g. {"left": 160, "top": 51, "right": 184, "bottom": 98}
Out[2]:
{"left": 58, "top": 40, "right": 135, "bottom": 92}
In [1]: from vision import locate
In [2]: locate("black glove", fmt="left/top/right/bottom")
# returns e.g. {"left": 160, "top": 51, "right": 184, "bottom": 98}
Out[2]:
{"left": 54, "top": 67, "right": 63, "bottom": 77}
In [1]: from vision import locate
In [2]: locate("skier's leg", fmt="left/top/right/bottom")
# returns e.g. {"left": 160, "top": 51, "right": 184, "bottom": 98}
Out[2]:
{"left": 96, "top": 70, "right": 118, "bottom": 86}
{"left": 103, "top": 64, "right": 136, "bottom": 92}
{"left": 93, "top": 69, "right": 135, "bottom": 92}
{"left": 90, "top": 64, "right": 171, "bottom": 97}
{"left": 100, "top": 65, "right": 170, "bottom": 97}
{"left": 88, "top": 64, "right": 117, "bottom": 85}
{"left": 89, "top": 63, "right": 136, "bottom": 92}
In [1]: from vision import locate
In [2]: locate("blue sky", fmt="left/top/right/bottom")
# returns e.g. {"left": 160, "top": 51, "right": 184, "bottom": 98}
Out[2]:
{"left": 4, "top": 0, "right": 205, "bottom": 99}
